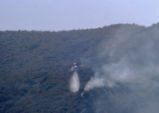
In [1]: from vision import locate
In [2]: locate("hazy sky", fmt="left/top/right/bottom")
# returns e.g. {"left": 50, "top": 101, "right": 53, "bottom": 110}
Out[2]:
{"left": 0, "top": 0, "right": 159, "bottom": 31}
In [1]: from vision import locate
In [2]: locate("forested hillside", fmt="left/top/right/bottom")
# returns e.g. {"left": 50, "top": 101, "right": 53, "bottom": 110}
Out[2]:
{"left": 1, "top": 23, "right": 159, "bottom": 113}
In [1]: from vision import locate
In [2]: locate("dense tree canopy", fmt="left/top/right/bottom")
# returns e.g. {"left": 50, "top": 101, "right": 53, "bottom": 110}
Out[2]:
{"left": 1, "top": 23, "right": 158, "bottom": 113}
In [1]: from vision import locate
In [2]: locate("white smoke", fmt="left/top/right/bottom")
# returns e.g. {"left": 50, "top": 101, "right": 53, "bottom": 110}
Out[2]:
{"left": 84, "top": 77, "right": 105, "bottom": 91}
{"left": 84, "top": 26, "right": 159, "bottom": 91}
{"left": 82, "top": 25, "right": 159, "bottom": 113}
{"left": 84, "top": 57, "right": 133, "bottom": 91}
{"left": 70, "top": 71, "right": 80, "bottom": 93}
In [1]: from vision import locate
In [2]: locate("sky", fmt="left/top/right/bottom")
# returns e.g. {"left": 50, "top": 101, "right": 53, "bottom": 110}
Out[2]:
{"left": 0, "top": 0, "right": 159, "bottom": 31}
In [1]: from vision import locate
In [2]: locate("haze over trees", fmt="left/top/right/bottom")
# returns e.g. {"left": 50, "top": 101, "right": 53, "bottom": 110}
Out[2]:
{"left": 0, "top": 23, "right": 159, "bottom": 113}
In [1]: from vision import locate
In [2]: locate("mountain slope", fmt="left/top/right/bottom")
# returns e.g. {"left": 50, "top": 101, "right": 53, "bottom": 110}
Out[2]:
{"left": 0, "top": 24, "right": 154, "bottom": 113}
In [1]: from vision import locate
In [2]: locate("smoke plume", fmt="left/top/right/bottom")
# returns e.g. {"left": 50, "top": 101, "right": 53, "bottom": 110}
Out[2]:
{"left": 83, "top": 25, "right": 159, "bottom": 113}
{"left": 84, "top": 77, "right": 105, "bottom": 91}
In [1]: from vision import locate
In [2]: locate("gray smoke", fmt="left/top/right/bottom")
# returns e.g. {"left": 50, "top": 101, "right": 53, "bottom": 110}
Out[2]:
{"left": 84, "top": 25, "right": 159, "bottom": 113}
